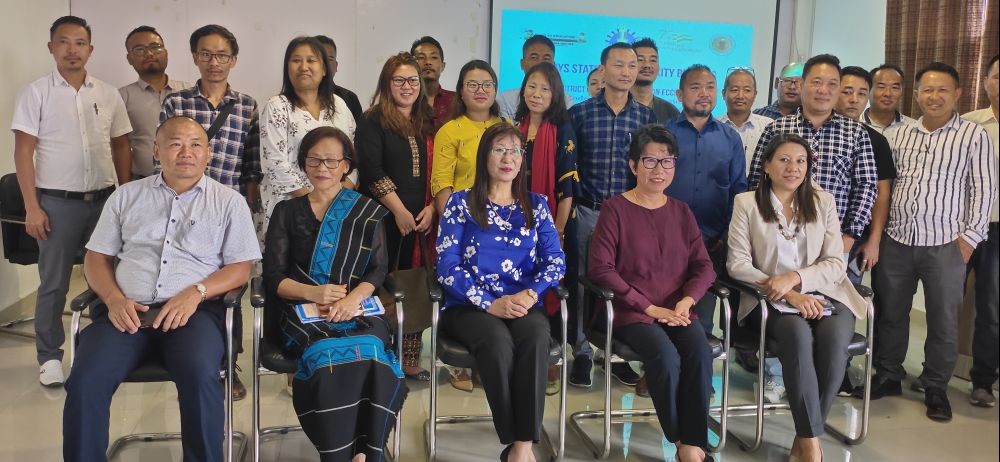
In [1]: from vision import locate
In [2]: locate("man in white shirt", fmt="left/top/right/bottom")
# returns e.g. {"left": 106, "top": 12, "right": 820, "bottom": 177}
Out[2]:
{"left": 119, "top": 25, "right": 190, "bottom": 180}
{"left": 872, "top": 62, "right": 997, "bottom": 422}
{"left": 496, "top": 34, "right": 573, "bottom": 120}
{"left": 719, "top": 67, "right": 773, "bottom": 174}
{"left": 961, "top": 53, "right": 999, "bottom": 408}
{"left": 11, "top": 15, "right": 132, "bottom": 387}
{"left": 862, "top": 64, "right": 918, "bottom": 137}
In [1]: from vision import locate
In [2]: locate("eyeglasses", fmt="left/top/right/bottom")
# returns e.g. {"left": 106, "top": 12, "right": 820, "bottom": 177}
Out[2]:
{"left": 639, "top": 156, "right": 677, "bottom": 170}
{"left": 490, "top": 146, "right": 525, "bottom": 158}
{"left": 304, "top": 157, "right": 347, "bottom": 169}
{"left": 778, "top": 77, "right": 802, "bottom": 88}
{"left": 196, "top": 51, "right": 234, "bottom": 64}
{"left": 129, "top": 44, "right": 166, "bottom": 55}
{"left": 391, "top": 76, "right": 421, "bottom": 88}
{"left": 726, "top": 66, "right": 755, "bottom": 76}
{"left": 464, "top": 80, "right": 496, "bottom": 92}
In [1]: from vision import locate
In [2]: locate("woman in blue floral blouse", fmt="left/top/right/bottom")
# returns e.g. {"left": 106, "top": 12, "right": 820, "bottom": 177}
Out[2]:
{"left": 436, "top": 122, "right": 566, "bottom": 462}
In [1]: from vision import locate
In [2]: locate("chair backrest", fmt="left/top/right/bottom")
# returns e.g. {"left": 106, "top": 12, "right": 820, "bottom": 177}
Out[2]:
{"left": 0, "top": 172, "right": 40, "bottom": 265}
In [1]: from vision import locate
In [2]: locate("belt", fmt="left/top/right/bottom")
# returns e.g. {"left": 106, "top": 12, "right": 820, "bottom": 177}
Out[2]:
{"left": 38, "top": 186, "right": 115, "bottom": 202}
{"left": 577, "top": 197, "right": 601, "bottom": 211}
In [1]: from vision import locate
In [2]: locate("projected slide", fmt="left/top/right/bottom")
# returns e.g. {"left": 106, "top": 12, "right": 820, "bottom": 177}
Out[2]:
{"left": 496, "top": 9, "right": 754, "bottom": 116}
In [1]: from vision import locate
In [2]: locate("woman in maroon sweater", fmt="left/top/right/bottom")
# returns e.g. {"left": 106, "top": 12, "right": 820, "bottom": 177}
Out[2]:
{"left": 588, "top": 124, "right": 716, "bottom": 462}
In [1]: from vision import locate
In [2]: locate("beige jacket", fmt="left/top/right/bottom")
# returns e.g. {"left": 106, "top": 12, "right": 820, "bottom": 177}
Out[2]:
{"left": 726, "top": 190, "right": 867, "bottom": 321}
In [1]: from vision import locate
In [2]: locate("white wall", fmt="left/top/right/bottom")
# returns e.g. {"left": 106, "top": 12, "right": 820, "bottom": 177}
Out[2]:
{"left": 0, "top": 0, "right": 68, "bottom": 313}
{"left": 810, "top": 0, "right": 887, "bottom": 72}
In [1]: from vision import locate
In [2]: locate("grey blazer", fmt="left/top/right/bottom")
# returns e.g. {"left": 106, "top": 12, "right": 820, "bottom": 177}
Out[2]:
{"left": 726, "top": 190, "right": 867, "bottom": 322}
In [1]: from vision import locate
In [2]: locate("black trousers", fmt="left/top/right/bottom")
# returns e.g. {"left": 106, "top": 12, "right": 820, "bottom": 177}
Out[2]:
{"left": 614, "top": 321, "right": 713, "bottom": 447}
{"left": 440, "top": 306, "right": 550, "bottom": 444}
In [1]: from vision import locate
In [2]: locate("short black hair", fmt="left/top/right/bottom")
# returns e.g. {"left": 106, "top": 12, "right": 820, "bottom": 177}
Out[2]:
{"left": 313, "top": 34, "right": 336, "bottom": 52}
{"left": 410, "top": 36, "right": 444, "bottom": 61}
{"left": 189, "top": 24, "right": 239, "bottom": 56}
{"left": 631, "top": 37, "right": 657, "bottom": 52}
{"left": 915, "top": 61, "right": 960, "bottom": 86}
{"left": 870, "top": 63, "right": 905, "bottom": 81}
{"left": 802, "top": 54, "right": 841, "bottom": 79}
{"left": 296, "top": 126, "right": 356, "bottom": 178}
{"left": 986, "top": 54, "right": 999, "bottom": 75}
{"left": 50, "top": 16, "right": 91, "bottom": 42}
{"left": 679, "top": 64, "right": 714, "bottom": 88}
{"left": 628, "top": 124, "right": 678, "bottom": 163}
{"left": 600, "top": 42, "right": 634, "bottom": 65}
{"left": 840, "top": 66, "right": 872, "bottom": 88}
{"left": 125, "top": 25, "right": 161, "bottom": 47}
{"left": 522, "top": 34, "right": 554, "bottom": 56}
{"left": 723, "top": 68, "right": 757, "bottom": 89}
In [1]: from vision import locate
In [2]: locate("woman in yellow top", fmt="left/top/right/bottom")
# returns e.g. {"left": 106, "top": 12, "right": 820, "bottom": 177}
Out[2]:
{"left": 431, "top": 59, "right": 503, "bottom": 214}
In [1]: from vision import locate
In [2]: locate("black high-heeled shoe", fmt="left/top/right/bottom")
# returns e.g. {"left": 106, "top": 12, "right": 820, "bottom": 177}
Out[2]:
{"left": 500, "top": 444, "right": 512, "bottom": 461}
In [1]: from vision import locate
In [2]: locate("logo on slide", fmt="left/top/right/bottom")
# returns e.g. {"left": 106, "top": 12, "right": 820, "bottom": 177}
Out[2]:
{"left": 711, "top": 35, "right": 734, "bottom": 55}
{"left": 669, "top": 33, "right": 694, "bottom": 44}
{"left": 606, "top": 27, "right": 637, "bottom": 45}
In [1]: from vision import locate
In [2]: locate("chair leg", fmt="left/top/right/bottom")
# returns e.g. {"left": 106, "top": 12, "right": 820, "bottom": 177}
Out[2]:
{"left": 252, "top": 307, "right": 262, "bottom": 462}
{"left": 225, "top": 306, "right": 235, "bottom": 462}
{"left": 427, "top": 301, "right": 439, "bottom": 461}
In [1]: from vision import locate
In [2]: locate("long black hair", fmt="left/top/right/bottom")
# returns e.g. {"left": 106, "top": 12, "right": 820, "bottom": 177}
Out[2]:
{"left": 514, "top": 62, "right": 569, "bottom": 126}
{"left": 754, "top": 133, "right": 818, "bottom": 224}
{"left": 467, "top": 123, "right": 534, "bottom": 229}
{"left": 280, "top": 36, "right": 336, "bottom": 114}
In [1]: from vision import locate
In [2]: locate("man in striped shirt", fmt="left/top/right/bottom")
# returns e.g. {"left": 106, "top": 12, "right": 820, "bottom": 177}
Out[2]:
{"left": 871, "top": 62, "right": 997, "bottom": 422}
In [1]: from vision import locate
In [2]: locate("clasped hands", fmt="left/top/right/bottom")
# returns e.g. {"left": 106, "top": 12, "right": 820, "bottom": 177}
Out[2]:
{"left": 108, "top": 286, "right": 203, "bottom": 334}
{"left": 487, "top": 289, "right": 538, "bottom": 319}
{"left": 644, "top": 296, "right": 696, "bottom": 326}
{"left": 757, "top": 271, "right": 824, "bottom": 319}
{"left": 306, "top": 283, "right": 364, "bottom": 323}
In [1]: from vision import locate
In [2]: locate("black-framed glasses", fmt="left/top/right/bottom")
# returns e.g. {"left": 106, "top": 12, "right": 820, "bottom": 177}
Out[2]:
{"left": 464, "top": 80, "right": 496, "bottom": 92}
{"left": 490, "top": 146, "right": 525, "bottom": 158}
{"left": 639, "top": 156, "right": 677, "bottom": 170}
{"left": 726, "top": 66, "right": 755, "bottom": 76}
{"left": 778, "top": 77, "right": 803, "bottom": 87}
{"left": 196, "top": 51, "right": 234, "bottom": 64}
{"left": 305, "top": 157, "right": 347, "bottom": 169}
{"left": 391, "top": 76, "right": 421, "bottom": 88}
{"left": 129, "top": 44, "right": 166, "bottom": 55}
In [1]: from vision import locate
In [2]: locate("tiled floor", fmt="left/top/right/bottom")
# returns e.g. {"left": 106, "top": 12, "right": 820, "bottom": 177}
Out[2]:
{"left": 0, "top": 273, "right": 997, "bottom": 461}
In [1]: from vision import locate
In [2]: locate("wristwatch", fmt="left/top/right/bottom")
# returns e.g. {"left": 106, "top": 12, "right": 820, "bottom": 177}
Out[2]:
{"left": 194, "top": 283, "right": 208, "bottom": 301}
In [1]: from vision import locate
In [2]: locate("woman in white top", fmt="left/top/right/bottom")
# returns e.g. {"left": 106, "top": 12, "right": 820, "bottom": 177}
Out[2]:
{"left": 726, "top": 133, "right": 866, "bottom": 462}
{"left": 257, "top": 36, "right": 357, "bottom": 244}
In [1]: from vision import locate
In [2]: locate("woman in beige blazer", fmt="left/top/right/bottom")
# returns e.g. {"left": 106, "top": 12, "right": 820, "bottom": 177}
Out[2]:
{"left": 727, "top": 133, "right": 866, "bottom": 462}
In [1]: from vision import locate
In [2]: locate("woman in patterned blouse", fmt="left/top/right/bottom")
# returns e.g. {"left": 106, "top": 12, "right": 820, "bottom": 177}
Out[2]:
{"left": 436, "top": 123, "right": 566, "bottom": 462}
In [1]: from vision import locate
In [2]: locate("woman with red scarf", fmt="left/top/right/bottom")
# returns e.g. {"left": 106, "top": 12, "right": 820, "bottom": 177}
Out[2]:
{"left": 514, "top": 61, "right": 579, "bottom": 394}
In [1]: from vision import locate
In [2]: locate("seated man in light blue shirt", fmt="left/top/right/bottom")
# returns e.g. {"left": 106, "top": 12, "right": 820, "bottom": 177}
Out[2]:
{"left": 62, "top": 116, "right": 261, "bottom": 461}
{"left": 497, "top": 34, "right": 573, "bottom": 120}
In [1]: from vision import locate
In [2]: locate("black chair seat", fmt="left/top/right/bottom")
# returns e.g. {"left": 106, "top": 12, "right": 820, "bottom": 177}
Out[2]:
{"left": 589, "top": 329, "right": 725, "bottom": 362}
{"left": 260, "top": 341, "right": 297, "bottom": 374}
{"left": 437, "top": 333, "right": 562, "bottom": 369}
{"left": 735, "top": 332, "right": 867, "bottom": 358}
{"left": 124, "top": 354, "right": 171, "bottom": 383}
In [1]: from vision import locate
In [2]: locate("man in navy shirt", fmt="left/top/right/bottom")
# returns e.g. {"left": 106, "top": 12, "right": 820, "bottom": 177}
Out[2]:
{"left": 664, "top": 64, "right": 747, "bottom": 336}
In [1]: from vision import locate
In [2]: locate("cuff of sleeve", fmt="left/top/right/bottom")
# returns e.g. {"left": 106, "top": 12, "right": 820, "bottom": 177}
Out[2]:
{"left": 621, "top": 287, "right": 652, "bottom": 314}
{"left": 371, "top": 176, "right": 398, "bottom": 199}
{"left": 961, "top": 232, "right": 984, "bottom": 248}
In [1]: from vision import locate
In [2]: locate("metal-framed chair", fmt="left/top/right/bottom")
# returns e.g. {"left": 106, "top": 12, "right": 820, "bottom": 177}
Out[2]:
{"left": 425, "top": 278, "right": 570, "bottom": 461}
{"left": 718, "top": 277, "right": 874, "bottom": 451}
{"left": 249, "top": 275, "right": 405, "bottom": 461}
{"left": 68, "top": 284, "right": 247, "bottom": 462}
{"left": 568, "top": 279, "right": 732, "bottom": 459}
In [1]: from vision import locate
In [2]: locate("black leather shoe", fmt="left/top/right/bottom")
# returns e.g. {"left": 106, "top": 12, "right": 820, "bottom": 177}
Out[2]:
{"left": 231, "top": 372, "right": 247, "bottom": 402}
{"left": 608, "top": 363, "right": 641, "bottom": 386}
{"left": 854, "top": 374, "right": 901, "bottom": 400}
{"left": 569, "top": 356, "right": 594, "bottom": 388}
{"left": 924, "top": 387, "right": 953, "bottom": 422}
{"left": 733, "top": 347, "right": 760, "bottom": 373}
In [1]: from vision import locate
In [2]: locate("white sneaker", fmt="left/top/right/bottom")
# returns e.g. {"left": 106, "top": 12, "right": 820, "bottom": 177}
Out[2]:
{"left": 39, "top": 359, "right": 65, "bottom": 387}
{"left": 763, "top": 378, "right": 786, "bottom": 403}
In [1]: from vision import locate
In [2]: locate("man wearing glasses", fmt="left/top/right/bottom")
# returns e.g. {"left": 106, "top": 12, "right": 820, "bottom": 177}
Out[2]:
{"left": 160, "top": 24, "right": 260, "bottom": 401}
{"left": 754, "top": 62, "right": 803, "bottom": 120}
{"left": 119, "top": 26, "right": 190, "bottom": 181}
{"left": 719, "top": 67, "right": 774, "bottom": 173}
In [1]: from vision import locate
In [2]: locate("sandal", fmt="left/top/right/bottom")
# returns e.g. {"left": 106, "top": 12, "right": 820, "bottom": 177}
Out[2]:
{"left": 404, "top": 366, "right": 431, "bottom": 381}
{"left": 449, "top": 367, "right": 474, "bottom": 392}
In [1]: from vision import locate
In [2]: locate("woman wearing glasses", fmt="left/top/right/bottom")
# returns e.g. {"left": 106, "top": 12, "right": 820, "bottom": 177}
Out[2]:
{"left": 588, "top": 124, "right": 716, "bottom": 462}
{"left": 257, "top": 36, "right": 358, "bottom": 247}
{"left": 356, "top": 53, "right": 437, "bottom": 381}
{"left": 727, "top": 134, "right": 864, "bottom": 462}
{"left": 436, "top": 123, "right": 566, "bottom": 462}
{"left": 262, "top": 126, "right": 406, "bottom": 462}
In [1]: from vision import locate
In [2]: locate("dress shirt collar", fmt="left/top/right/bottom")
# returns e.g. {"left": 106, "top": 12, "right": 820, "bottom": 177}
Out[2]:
{"left": 596, "top": 88, "right": 639, "bottom": 113}
{"left": 51, "top": 70, "right": 94, "bottom": 89}
{"left": 862, "top": 108, "right": 904, "bottom": 126}
{"left": 769, "top": 190, "right": 797, "bottom": 218}
{"left": 152, "top": 173, "right": 208, "bottom": 195}
{"left": 796, "top": 107, "right": 845, "bottom": 130}
{"left": 135, "top": 75, "right": 182, "bottom": 92}
{"left": 191, "top": 79, "right": 236, "bottom": 105}
{"left": 719, "top": 113, "right": 760, "bottom": 129}
{"left": 914, "top": 112, "right": 962, "bottom": 135}
{"left": 672, "top": 113, "right": 721, "bottom": 132}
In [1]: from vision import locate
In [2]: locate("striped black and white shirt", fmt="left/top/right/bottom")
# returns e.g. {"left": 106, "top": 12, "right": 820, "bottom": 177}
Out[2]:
{"left": 884, "top": 113, "right": 997, "bottom": 247}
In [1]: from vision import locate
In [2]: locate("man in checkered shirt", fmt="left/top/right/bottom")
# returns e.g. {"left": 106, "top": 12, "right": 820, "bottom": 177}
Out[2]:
{"left": 748, "top": 54, "right": 877, "bottom": 256}
{"left": 159, "top": 24, "right": 260, "bottom": 401}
